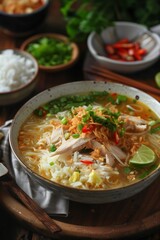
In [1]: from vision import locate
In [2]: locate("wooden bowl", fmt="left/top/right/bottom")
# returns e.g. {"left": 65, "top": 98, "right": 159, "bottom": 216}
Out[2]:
{"left": 20, "top": 33, "right": 79, "bottom": 72}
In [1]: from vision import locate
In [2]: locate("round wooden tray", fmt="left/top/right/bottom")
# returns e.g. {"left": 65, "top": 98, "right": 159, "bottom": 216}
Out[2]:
{"left": 1, "top": 176, "right": 160, "bottom": 239}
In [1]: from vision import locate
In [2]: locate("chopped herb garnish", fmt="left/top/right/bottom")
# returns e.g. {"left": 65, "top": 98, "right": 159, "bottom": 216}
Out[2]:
{"left": 49, "top": 162, "right": 54, "bottom": 166}
{"left": 34, "top": 91, "right": 111, "bottom": 116}
{"left": 119, "top": 127, "right": 126, "bottom": 137}
{"left": 49, "top": 144, "right": 57, "bottom": 152}
{"left": 124, "top": 167, "right": 131, "bottom": 174}
{"left": 82, "top": 113, "right": 90, "bottom": 123}
{"left": 26, "top": 37, "right": 72, "bottom": 67}
{"left": 64, "top": 132, "right": 70, "bottom": 140}
{"left": 61, "top": 117, "right": 68, "bottom": 125}
{"left": 149, "top": 120, "right": 160, "bottom": 126}
{"left": 72, "top": 133, "right": 80, "bottom": 138}
{"left": 116, "top": 95, "right": 127, "bottom": 104}
{"left": 89, "top": 110, "right": 117, "bottom": 132}
{"left": 150, "top": 126, "right": 160, "bottom": 134}
{"left": 77, "top": 123, "right": 83, "bottom": 132}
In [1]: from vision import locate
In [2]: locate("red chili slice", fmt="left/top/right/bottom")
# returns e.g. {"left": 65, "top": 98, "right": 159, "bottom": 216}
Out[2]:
{"left": 134, "top": 52, "right": 142, "bottom": 61}
{"left": 104, "top": 38, "right": 147, "bottom": 62}
{"left": 137, "top": 48, "right": 147, "bottom": 55}
{"left": 82, "top": 124, "right": 95, "bottom": 133}
{"left": 113, "top": 43, "right": 135, "bottom": 49}
{"left": 113, "top": 131, "right": 120, "bottom": 144}
{"left": 80, "top": 160, "right": 94, "bottom": 165}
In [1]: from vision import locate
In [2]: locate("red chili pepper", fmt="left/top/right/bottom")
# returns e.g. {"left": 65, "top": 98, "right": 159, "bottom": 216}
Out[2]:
{"left": 113, "top": 131, "right": 120, "bottom": 144}
{"left": 80, "top": 160, "right": 94, "bottom": 165}
{"left": 134, "top": 52, "right": 142, "bottom": 61}
{"left": 118, "top": 48, "right": 129, "bottom": 60}
{"left": 113, "top": 43, "right": 135, "bottom": 49}
{"left": 137, "top": 48, "right": 147, "bottom": 56}
{"left": 111, "top": 93, "right": 118, "bottom": 97}
{"left": 134, "top": 42, "right": 140, "bottom": 51}
{"left": 104, "top": 38, "right": 147, "bottom": 62}
{"left": 105, "top": 45, "right": 115, "bottom": 55}
{"left": 82, "top": 124, "right": 95, "bottom": 133}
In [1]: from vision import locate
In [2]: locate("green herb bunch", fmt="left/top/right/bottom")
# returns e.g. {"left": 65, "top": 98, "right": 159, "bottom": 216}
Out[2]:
{"left": 60, "top": 0, "right": 160, "bottom": 42}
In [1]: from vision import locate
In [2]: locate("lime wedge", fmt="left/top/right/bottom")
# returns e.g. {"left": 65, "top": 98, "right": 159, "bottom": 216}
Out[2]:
{"left": 129, "top": 144, "right": 156, "bottom": 165}
{"left": 155, "top": 72, "right": 160, "bottom": 88}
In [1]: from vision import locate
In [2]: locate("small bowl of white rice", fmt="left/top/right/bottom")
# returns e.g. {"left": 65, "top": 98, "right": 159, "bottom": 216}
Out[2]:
{"left": 0, "top": 49, "right": 39, "bottom": 105}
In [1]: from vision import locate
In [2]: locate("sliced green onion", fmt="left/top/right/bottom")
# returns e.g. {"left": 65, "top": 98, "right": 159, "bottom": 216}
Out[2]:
{"left": 72, "top": 133, "right": 80, "bottom": 138}
{"left": 116, "top": 95, "right": 127, "bottom": 104}
{"left": 49, "top": 162, "right": 54, "bottom": 166}
{"left": 61, "top": 117, "right": 68, "bottom": 125}
{"left": 64, "top": 132, "right": 70, "bottom": 140}
{"left": 49, "top": 144, "right": 57, "bottom": 152}
{"left": 77, "top": 123, "right": 83, "bottom": 132}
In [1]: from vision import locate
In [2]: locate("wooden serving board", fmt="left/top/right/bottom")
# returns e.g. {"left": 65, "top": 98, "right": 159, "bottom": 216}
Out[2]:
{"left": 1, "top": 175, "right": 160, "bottom": 239}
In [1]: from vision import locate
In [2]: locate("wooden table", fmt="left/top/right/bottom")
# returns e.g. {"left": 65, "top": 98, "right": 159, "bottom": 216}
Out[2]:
{"left": 1, "top": 1, "right": 160, "bottom": 239}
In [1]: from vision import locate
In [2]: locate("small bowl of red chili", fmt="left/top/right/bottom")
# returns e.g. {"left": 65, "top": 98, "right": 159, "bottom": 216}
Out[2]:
{"left": 0, "top": 0, "right": 50, "bottom": 36}
{"left": 87, "top": 22, "right": 160, "bottom": 73}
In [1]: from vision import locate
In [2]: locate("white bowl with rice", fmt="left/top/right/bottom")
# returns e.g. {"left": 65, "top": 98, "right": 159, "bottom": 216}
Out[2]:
{"left": 0, "top": 49, "right": 38, "bottom": 105}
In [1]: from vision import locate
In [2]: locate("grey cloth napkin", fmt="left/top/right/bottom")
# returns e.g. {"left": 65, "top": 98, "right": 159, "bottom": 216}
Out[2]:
{"left": 0, "top": 120, "right": 69, "bottom": 217}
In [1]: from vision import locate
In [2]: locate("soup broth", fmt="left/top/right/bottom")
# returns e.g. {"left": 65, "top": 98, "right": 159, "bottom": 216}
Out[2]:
{"left": 18, "top": 91, "right": 160, "bottom": 190}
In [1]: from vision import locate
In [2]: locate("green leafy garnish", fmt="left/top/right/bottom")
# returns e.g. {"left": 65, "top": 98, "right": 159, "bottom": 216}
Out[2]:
{"left": 34, "top": 91, "right": 109, "bottom": 116}
{"left": 60, "top": 0, "right": 160, "bottom": 41}
{"left": 72, "top": 133, "right": 80, "bottom": 138}
{"left": 89, "top": 111, "right": 117, "bottom": 132}
{"left": 27, "top": 37, "right": 72, "bottom": 66}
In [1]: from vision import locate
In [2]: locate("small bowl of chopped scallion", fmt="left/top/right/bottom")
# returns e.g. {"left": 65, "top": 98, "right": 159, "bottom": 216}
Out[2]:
{"left": 21, "top": 33, "right": 79, "bottom": 72}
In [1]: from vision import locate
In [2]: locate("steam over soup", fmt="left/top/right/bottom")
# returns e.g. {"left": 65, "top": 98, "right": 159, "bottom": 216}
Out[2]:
{"left": 18, "top": 91, "right": 160, "bottom": 190}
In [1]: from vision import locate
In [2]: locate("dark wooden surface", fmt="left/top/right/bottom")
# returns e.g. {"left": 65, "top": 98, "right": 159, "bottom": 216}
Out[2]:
{"left": 1, "top": 1, "right": 160, "bottom": 239}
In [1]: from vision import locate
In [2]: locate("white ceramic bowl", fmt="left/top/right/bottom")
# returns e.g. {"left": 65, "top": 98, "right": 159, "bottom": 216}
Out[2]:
{"left": 87, "top": 22, "right": 160, "bottom": 73}
{"left": 0, "top": 49, "right": 39, "bottom": 106}
{"left": 9, "top": 81, "right": 160, "bottom": 203}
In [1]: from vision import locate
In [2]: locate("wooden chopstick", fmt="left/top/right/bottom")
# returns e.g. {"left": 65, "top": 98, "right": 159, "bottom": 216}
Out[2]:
{"left": 91, "top": 66, "right": 160, "bottom": 96}
{"left": 85, "top": 69, "right": 160, "bottom": 101}
{"left": 1, "top": 177, "right": 61, "bottom": 234}
{"left": 86, "top": 66, "right": 160, "bottom": 101}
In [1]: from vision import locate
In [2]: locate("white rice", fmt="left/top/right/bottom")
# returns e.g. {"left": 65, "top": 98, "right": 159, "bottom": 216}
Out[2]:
{"left": 0, "top": 49, "right": 36, "bottom": 92}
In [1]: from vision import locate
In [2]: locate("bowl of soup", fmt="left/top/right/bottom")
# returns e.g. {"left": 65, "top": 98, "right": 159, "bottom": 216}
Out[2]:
{"left": 9, "top": 81, "right": 160, "bottom": 203}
